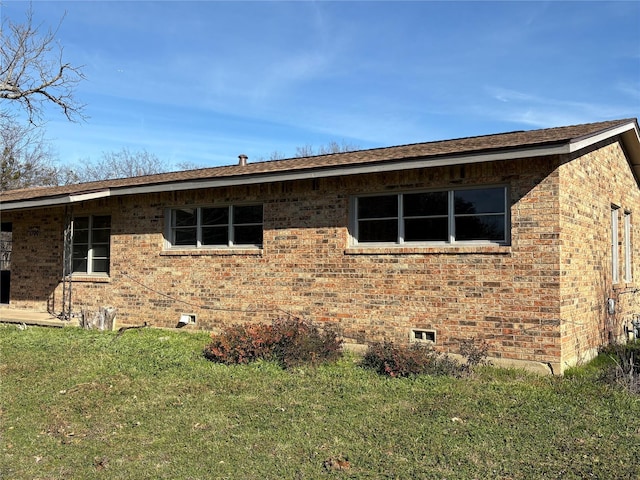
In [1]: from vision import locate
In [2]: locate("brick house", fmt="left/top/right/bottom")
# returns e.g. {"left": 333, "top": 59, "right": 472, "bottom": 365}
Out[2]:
{"left": 1, "top": 119, "right": 639, "bottom": 373}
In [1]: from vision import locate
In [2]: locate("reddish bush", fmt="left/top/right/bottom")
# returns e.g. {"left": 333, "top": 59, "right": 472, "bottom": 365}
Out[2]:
{"left": 203, "top": 317, "right": 342, "bottom": 368}
{"left": 360, "top": 341, "right": 462, "bottom": 378}
{"left": 203, "top": 323, "right": 275, "bottom": 365}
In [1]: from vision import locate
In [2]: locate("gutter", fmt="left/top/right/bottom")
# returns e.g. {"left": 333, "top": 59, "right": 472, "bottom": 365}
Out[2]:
{"left": 2, "top": 121, "right": 639, "bottom": 212}
{"left": 0, "top": 143, "right": 572, "bottom": 212}
{"left": 113, "top": 142, "right": 573, "bottom": 196}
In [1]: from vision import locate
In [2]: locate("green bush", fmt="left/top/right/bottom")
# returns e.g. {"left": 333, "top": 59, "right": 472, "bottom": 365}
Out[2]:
{"left": 203, "top": 317, "right": 342, "bottom": 368}
{"left": 360, "top": 341, "right": 462, "bottom": 378}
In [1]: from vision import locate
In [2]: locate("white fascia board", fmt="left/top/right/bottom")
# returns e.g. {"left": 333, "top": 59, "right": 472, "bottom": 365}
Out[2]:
{"left": 110, "top": 143, "right": 570, "bottom": 197}
{"left": 1, "top": 143, "right": 568, "bottom": 210}
{"left": 568, "top": 122, "right": 639, "bottom": 153}
{"left": 5, "top": 125, "right": 636, "bottom": 212}
{"left": 1, "top": 190, "right": 110, "bottom": 212}
{"left": 69, "top": 190, "right": 111, "bottom": 203}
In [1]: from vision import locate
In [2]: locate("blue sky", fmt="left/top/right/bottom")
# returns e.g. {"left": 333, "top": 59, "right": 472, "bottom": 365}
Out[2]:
{"left": 3, "top": 1, "right": 640, "bottom": 170}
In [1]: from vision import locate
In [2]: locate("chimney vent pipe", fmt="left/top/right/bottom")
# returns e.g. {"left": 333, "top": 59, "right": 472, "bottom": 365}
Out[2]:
{"left": 238, "top": 154, "right": 248, "bottom": 166}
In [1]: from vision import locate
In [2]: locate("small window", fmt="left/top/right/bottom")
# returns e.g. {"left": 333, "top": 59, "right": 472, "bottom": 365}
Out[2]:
{"left": 352, "top": 187, "right": 508, "bottom": 245}
{"left": 612, "top": 206, "right": 620, "bottom": 284}
{"left": 624, "top": 211, "right": 632, "bottom": 283}
{"left": 167, "top": 205, "right": 263, "bottom": 248}
{"left": 72, "top": 215, "right": 111, "bottom": 275}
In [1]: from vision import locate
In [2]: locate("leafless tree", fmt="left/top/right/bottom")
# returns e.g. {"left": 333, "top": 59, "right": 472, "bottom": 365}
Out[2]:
{"left": 252, "top": 142, "right": 360, "bottom": 163}
{"left": 74, "top": 148, "right": 169, "bottom": 182}
{"left": 295, "top": 140, "right": 360, "bottom": 158}
{"left": 175, "top": 160, "right": 203, "bottom": 171}
{"left": 1, "top": 7, "right": 85, "bottom": 123}
{"left": 0, "top": 117, "right": 59, "bottom": 191}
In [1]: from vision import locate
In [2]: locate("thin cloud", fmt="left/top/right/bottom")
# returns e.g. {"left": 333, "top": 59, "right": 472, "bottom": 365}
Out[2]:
{"left": 617, "top": 83, "right": 640, "bottom": 101}
{"left": 10, "top": 1, "right": 640, "bottom": 168}
{"left": 484, "top": 87, "right": 635, "bottom": 127}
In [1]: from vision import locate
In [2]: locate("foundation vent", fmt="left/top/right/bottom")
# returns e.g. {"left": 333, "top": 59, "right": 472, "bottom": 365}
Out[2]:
{"left": 178, "top": 313, "right": 196, "bottom": 327}
{"left": 410, "top": 328, "right": 436, "bottom": 344}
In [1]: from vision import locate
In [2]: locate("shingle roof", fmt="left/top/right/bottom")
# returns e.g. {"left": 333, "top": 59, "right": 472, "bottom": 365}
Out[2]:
{"left": 1, "top": 118, "right": 638, "bottom": 206}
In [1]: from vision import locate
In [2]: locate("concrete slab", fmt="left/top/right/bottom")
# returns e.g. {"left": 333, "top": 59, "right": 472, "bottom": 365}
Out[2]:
{"left": 0, "top": 307, "right": 79, "bottom": 328}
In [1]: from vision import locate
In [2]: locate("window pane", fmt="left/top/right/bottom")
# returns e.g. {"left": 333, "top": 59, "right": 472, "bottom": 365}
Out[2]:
{"left": 624, "top": 212, "right": 632, "bottom": 282}
{"left": 202, "top": 226, "right": 228, "bottom": 245}
{"left": 92, "top": 229, "right": 111, "bottom": 243}
{"left": 456, "top": 215, "right": 505, "bottom": 241}
{"left": 174, "top": 228, "right": 197, "bottom": 246}
{"left": 358, "top": 195, "right": 398, "bottom": 219}
{"left": 455, "top": 188, "right": 504, "bottom": 214}
{"left": 405, "top": 218, "right": 448, "bottom": 241}
{"left": 74, "top": 217, "right": 89, "bottom": 230}
{"left": 92, "top": 259, "right": 109, "bottom": 274}
{"left": 202, "top": 207, "right": 228, "bottom": 226}
{"left": 73, "top": 245, "right": 88, "bottom": 258}
{"left": 93, "top": 216, "right": 111, "bottom": 229}
{"left": 72, "top": 258, "right": 87, "bottom": 273}
{"left": 92, "top": 245, "right": 110, "bottom": 258}
{"left": 234, "top": 205, "right": 263, "bottom": 224}
{"left": 234, "top": 225, "right": 262, "bottom": 245}
{"left": 612, "top": 207, "right": 619, "bottom": 284}
{"left": 404, "top": 192, "right": 448, "bottom": 217}
{"left": 73, "top": 230, "right": 89, "bottom": 244}
{"left": 358, "top": 219, "right": 398, "bottom": 242}
{"left": 174, "top": 208, "right": 197, "bottom": 226}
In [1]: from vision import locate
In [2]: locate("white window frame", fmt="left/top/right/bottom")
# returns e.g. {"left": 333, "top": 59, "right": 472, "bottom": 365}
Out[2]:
{"left": 611, "top": 205, "right": 620, "bottom": 284}
{"left": 624, "top": 210, "right": 632, "bottom": 283}
{"left": 71, "top": 215, "right": 111, "bottom": 276}
{"left": 165, "top": 204, "right": 263, "bottom": 249}
{"left": 350, "top": 186, "right": 509, "bottom": 246}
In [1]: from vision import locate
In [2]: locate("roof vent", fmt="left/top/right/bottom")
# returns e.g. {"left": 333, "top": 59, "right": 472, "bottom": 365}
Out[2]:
{"left": 238, "top": 154, "right": 248, "bottom": 166}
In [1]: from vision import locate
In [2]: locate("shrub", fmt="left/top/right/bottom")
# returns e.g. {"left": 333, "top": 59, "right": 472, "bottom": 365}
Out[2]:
{"left": 270, "top": 316, "right": 343, "bottom": 368}
{"left": 459, "top": 336, "right": 491, "bottom": 375}
{"left": 203, "top": 317, "right": 342, "bottom": 369}
{"left": 599, "top": 340, "right": 640, "bottom": 394}
{"left": 203, "top": 323, "right": 275, "bottom": 365}
{"left": 360, "top": 341, "right": 462, "bottom": 378}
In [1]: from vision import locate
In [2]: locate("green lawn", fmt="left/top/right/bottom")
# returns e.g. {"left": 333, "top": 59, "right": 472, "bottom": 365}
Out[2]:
{"left": 1, "top": 325, "right": 639, "bottom": 479}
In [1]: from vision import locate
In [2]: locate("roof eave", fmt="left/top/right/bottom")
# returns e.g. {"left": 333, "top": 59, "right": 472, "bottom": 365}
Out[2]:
{"left": 0, "top": 142, "right": 572, "bottom": 212}
{"left": 2, "top": 119, "right": 639, "bottom": 212}
{"left": 0, "top": 189, "right": 111, "bottom": 212}
{"left": 616, "top": 123, "right": 640, "bottom": 184}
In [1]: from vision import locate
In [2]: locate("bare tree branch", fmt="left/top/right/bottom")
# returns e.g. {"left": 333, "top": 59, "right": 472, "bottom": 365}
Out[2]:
{"left": 74, "top": 148, "right": 169, "bottom": 182}
{"left": 0, "top": 116, "right": 59, "bottom": 191}
{"left": 295, "top": 141, "right": 360, "bottom": 158}
{"left": 1, "top": 8, "right": 85, "bottom": 123}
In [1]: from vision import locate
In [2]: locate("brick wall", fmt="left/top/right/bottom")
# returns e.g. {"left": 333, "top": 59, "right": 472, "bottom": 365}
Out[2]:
{"left": 2, "top": 207, "right": 64, "bottom": 311}
{"left": 3, "top": 143, "right": 639, "bottom": 372}
{"left": 559, "top": 140, "right": 640, "bottom": 367}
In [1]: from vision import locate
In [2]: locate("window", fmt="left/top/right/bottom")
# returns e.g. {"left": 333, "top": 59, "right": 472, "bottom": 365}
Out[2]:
{"left": 611, "top": 206, "right": 619, "bottom": 284}
{"left": 72, "top": 216, "right": 111, "bottom": 275}
{"left": 167, "top": 205, "right": 263, "bottom": 248}
{"left": 352, "top": 187, "right": 508, "bottom": 245}
{"left": 624, "top": 211, "right": 632, "bottom": 283}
